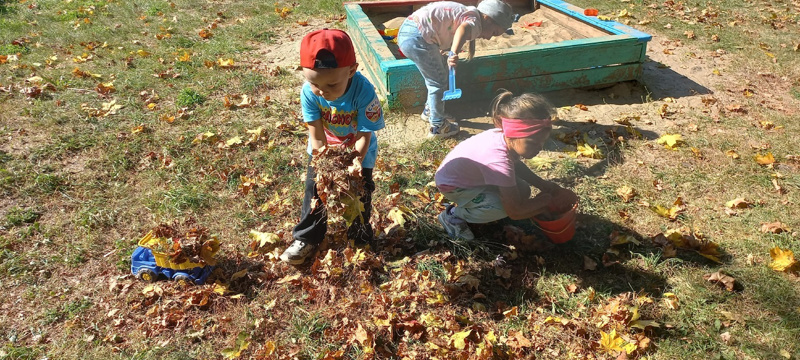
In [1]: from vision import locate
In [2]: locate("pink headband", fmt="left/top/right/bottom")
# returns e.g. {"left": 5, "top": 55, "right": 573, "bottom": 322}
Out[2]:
{"left": 500, "top": 117, "right": 552, "bottom": 138}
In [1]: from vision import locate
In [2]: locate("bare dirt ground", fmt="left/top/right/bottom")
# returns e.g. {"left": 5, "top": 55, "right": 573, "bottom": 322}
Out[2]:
{"left": 252, "top": 14, "right": 799, "bottom": 153}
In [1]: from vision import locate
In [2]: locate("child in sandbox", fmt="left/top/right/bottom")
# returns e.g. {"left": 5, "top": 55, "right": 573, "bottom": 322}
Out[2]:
{"left": 279, "top": 29, "right": 385, "bottom": 265}
{"left": 434, "top": 90, "right": 576, "bottom": 240}
{"left": 397, "top": 0, "right": 515, "bottom": 139}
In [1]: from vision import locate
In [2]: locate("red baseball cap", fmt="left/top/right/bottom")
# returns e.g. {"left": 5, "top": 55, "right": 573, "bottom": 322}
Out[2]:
{"left": 300, "top": 28, "right": 357, "bottom": 69}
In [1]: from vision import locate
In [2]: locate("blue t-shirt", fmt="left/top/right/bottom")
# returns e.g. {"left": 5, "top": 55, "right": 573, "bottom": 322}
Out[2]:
{"left": 301, "top": 71, "right": 385, "bottom": 168}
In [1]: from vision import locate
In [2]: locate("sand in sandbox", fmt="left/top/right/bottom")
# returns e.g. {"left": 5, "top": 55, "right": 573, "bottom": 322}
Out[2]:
{"left": 369, "top": 7, "right": 608, "bottom": 58}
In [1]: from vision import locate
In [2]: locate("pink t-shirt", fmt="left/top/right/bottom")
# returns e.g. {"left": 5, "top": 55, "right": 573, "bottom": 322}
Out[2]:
{"left": 410, "top": 1, "right": 481, "bottom": 50}
{"left": 435, "top": 129, "right": 517, "bottom": 192}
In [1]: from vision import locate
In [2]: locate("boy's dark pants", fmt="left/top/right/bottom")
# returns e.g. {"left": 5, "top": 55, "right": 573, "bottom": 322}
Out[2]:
{"left": 292, "top": 163, "right": 375, "bottom": 246}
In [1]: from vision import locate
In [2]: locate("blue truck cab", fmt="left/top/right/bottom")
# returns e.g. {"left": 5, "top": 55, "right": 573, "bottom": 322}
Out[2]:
{"left": 131, "top": 246, "right": 214, "bottom": 285}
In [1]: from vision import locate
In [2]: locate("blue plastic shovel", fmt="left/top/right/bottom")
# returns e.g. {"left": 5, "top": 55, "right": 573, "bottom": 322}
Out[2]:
{"left": 442, "top": 51, "right": 462, "bottom": 101}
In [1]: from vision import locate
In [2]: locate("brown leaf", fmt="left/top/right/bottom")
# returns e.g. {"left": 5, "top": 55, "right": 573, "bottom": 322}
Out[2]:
{"left": 583, "top": 255, "right": 598, "bottom": 271}
{"left": 616, "top": 186, "right": 636, "bottom": 202}
{"left": 703, "top": 271, "right": 736, "bottom": 291}
{"left": 198, "top": 29, "right": 213, "bottom": 39}
{"left": 772, "top": 179, "right": 786, "bottom": 194}
{"left": 725, "top": 197, "right": 751, "bottom": 209}
{"left": 761, "top": 222, "right": 790, "bottom": 234}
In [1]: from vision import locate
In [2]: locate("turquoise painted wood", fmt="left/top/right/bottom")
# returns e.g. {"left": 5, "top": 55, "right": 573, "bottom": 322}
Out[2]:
{"left": 345, "top": 0, "right": 652, "bottom": 108}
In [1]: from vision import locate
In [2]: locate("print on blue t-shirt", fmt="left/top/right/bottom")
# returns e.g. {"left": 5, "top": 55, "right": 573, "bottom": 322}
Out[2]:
{"left": 301, "top": 72, "right": 385, "bottom": 168}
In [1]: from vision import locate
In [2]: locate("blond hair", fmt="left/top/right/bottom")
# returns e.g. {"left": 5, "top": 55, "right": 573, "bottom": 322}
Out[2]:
{"left": 490, "top": 89, "right": 555, "bottom": 129}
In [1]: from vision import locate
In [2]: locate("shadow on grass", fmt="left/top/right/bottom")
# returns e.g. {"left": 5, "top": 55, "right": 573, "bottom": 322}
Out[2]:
{"left": 211, "top": 254, "right": 269, "bottom": 300}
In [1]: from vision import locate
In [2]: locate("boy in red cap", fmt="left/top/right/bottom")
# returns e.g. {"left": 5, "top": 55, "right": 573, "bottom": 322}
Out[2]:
{"left": 280, "top": 28, "right": 386, "bottom": 265}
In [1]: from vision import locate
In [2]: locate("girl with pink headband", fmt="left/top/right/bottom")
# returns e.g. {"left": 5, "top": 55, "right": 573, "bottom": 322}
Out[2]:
{"left": 434, "top": 90, "right": 575, "bottom": 240}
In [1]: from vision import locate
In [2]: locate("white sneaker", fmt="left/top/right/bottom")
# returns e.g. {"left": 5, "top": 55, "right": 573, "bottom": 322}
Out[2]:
{"left": 420, "top": 106, "right": 431, "bottom": 121}
{"left": 428, "top": 119, "right": 460, "bottom": 139}
{"left": 421, "top": 106, "right": 456, "bottom": 124}
{"left": 279, "top": 240, "right": 317, "bottom": 265}
{"left": 437, "top": 206, "right": 475, "bottom": 240}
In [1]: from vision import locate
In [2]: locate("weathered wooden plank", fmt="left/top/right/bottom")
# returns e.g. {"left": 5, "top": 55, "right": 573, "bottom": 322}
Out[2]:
{"left": 536, "top": 0, "right": 652, "bottom": 42}
{"left": 468, "top": 62, "right": 643, "bottom": 94}
{"left": 384, "top": 62, "right": 644, "bottom": 108}
{"left": 465, "top": 36, "right": 644, "bottom": 74}
{"left": 433, "top": 63, "right": 644, "bottom": 106}
{"left": 379, "top": 36, "right": 645, "bottom": 94}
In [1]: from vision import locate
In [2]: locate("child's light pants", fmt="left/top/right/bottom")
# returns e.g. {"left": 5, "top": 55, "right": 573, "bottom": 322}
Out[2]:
{"left": 441, "top": 186, "right": 508, "bottom": 224}
{"left": 397, "top": 19, "right": 448, "bottom": 127}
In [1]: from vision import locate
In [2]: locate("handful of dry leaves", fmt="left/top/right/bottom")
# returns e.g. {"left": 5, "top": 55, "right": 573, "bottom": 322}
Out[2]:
{"left": 310, "top": 145, "right": 366, "bottom": 227}
{"left": 150, "top": 218, "right": 219, "bottom": 265}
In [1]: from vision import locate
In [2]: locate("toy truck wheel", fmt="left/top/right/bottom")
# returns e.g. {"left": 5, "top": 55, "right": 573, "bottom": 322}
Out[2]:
{"left": 137, "top": 269, "right": 157, "bottom": 283}
{"left": 173, "top": 274, "right": 192, "bottom": 285}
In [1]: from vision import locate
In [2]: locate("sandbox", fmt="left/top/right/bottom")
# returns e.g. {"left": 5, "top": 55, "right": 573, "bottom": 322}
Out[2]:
{"left": 344, "top": 0, "right": 651, "bottom": 108}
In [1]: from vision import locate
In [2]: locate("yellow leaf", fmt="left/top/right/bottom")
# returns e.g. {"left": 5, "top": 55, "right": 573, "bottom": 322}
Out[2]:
{"left": 769, "top": 247, "right": 798, "bottom": 272}
{"left": 221, "top": 332, "right": 250, "bottom": 359}
{"left": 617, "top": 9, "right": 631, "bottom": 17}
{"left": 426, "top": 293, "right": 448, "bottom": 305}
{"left": 576, "top": 143, "right": 603, "bottom": 159}
{"left": 177, "top": 51, "right": 191, "bottom": 62}
{"left": 663, "top": 293, "right": 679, "bottom": 310}
{"left": 213, "top": 281, "right": 230, "bottom": 295}
{"left": 630, "top": 319, "right": 661, "bottom": 330}
{"left": 226, "top": 136, "right": 242, "bottom": 146}
{"left": 651, "top": 205, "right": 682, "bottom": 220}
{"left": 344, "top": 247, "right": 365, "bottom": 266}
{"left": 725, "top": 150, "right": 740, "bottom": 159}
{"left": 248, "top": 230, "right": 279, "bottom": 255}
{"left": 450, "top": 329, "right": 472, "bottom": 350}
{"left": 656, "top": 133, "right": 683, "bottom": 149}
{"left": 610, "top": 231, "right": 640, "bottom": 246}
{"left": 217, "top": 58, "right": 235, "bottom": 68}
{"left": 597, "top": 15, "right": 612, "bottom": 20}
{"left": 263, "top": 341, "right": 276, "bottom": 356}
{"left": 137, "top": 49, "right": 151, "bottom": 57}
{"left": 755, "top": 152, "right": 775, "bottom": 166}
{"left": 192, "top": 131, "right": 217, "bottom": 144}
{"left": 387, "top": 207, "right": 407, "bottom": 227}
{"left": 599, "top": 329, "right": 625, "bottom": 354}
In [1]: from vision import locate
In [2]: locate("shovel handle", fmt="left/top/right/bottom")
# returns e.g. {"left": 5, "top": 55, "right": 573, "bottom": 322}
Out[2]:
{"left": 447, "top": 51, "right": 456, "bottom": 91}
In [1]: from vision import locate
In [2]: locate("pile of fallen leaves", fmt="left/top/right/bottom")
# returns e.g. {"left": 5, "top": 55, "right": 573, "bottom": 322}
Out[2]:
{"left": 311, "top": 145, "right": 366, "bottom": 228}
{"left": 149, "top": 218, "right": 219, "bottom": 265}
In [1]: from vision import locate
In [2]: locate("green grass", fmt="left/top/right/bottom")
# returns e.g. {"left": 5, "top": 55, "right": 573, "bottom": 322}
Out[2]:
{"left": 42, "top": 299, "right": 93, "bottom": 325}
{"left": 4, "top": 207, "right": 41, "bottom": 227}
{"left": 175, "top": 88, "right": 206, "bottom": 108}
{"left": 1, "top": 0, "right": 799, "bottom": 358}
{"left": 416, "top": 257, "right": 448, "bottom": 282}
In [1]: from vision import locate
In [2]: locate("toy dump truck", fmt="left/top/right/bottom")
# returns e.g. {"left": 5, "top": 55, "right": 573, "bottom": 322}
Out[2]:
{"left": 131, "top": 230, "right": 219, "bottom": 285}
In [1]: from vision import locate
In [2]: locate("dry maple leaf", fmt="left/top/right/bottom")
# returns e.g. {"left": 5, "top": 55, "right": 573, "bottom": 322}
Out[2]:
{"left": 761, "top": 221, "right": 790, "bottom": 234}
{"left": 656, "top": 133, "right": 683, "bottom": 149}
{"left": 616, "top": 186, "right": 636, "bottom": 202}
{"left": 755, "top": 152, "right": 776, "bottom": 166}
{"left": 703, "top": 271, "right": 736, "bottom": 291}
{"left": 725, "top": 197, "right": 751, "bottom": 209}
{"left": 768, "top": 247, "right": 798, "bottom": 272}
